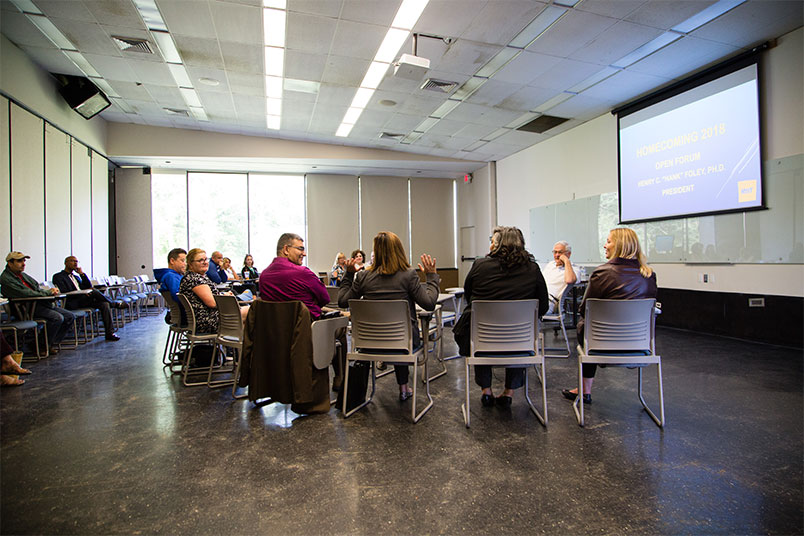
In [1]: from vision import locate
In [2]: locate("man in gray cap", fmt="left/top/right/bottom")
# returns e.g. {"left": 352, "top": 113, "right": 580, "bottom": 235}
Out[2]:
{"left": 1, "top": 252, "right": 75, "bottom": 353}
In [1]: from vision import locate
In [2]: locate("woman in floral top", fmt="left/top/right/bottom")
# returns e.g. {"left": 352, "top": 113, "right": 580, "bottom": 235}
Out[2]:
{"left": 179, "top": 248, "right": 222, "bottom": 334}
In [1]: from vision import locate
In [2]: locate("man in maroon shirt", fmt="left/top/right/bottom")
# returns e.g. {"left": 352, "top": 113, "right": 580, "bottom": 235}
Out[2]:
{"left": 258, "top": 233, "right": 330, "bottom": 319}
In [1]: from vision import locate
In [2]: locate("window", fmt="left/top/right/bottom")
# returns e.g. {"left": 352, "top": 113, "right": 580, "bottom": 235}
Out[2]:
{"left": 188, "top": 172, "right": 248, "bottom": 258}
{"left": 151, "top": 171, "right": 187, "bottom": 267}
{"left": 248, "top": 173, "right": 305, "bottom": 270}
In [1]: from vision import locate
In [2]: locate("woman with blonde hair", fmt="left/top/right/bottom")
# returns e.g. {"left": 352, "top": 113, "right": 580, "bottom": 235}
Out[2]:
{"left": 338, "top": 231, "right": 439, "bottom": 400}
{"left": 562, "top": 227, "right": 657, "bottom": 404}
{"left": 330, "top": 252, "right": 347, "bottom": 286}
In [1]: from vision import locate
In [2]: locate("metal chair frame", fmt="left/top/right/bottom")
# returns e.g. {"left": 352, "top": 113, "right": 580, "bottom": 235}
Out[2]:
{"left": 574, "top": 298, "right": 664, "bottom": 428}
{"left": 176, "top": 294, "right": 218, "bottom": 387}
{"left": 344, "top": 299, "right": 433, "bottom": 423}
{"left": 462, "top": 299, "right": 547, "bottom": 428}
{"left": 541, "top": 282, "right": 575, "bottom": 358}
{"left": 311, "top": 314, "right": 350, "bottom": 405}
{"left": 208, "top": 295, "right": 242, "bottom": 389}
{"left": 160, "top": 291, "right": 189, "bottom": 372}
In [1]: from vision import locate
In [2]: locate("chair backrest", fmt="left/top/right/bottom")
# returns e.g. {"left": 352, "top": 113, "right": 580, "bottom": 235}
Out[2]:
{"left": 470, "top": 299, "right": 539, "bottom": 356}
{"left": 311, "top": 315, "right": 349, "bottom": 369}
{"left": 161, "top": 291, "right": 185, "bottom": 327}
{"left": 349, "top": 299, "right": 412, "bottom": 353}
{"left": 213, "top": 294, "right": 243, "bottom": 340}
{"left": 177, "top": 294, "right": 199, "bottom": 335}
{"left": 325, "top": 286, "right": 339, "bottom": 307}
{"left": 584, "top": 298, "right": 656, "bottom": 353}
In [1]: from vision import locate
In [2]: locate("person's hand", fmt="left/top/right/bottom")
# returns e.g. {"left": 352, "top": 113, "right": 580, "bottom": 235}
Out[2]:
{"left": 344, "top": 258, "right": 359, "bottom": 273}
{"left": 558, "top": 254, "right": 570, "bottom": 267}
{"left": 418, "top": 254, "right": 437, "bottom": 274}
{"left": 224, "top": 291, "right": 234, "bottom": 296}
{"left": 50, "top": 287, "right": 60, "bottom": 295}
{"left": 76, "top": 266, "right": 84, "bottom": 275}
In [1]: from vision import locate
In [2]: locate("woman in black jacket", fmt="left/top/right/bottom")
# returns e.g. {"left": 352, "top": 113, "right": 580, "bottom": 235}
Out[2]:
{"left": 454, "top": 226, "right": 548, "bottom": 408}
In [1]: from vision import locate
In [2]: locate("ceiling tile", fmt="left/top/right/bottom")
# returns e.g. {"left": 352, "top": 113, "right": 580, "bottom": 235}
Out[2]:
{"left": 330, "top": 19, "right": 389, "bottom": 62}
{"left": 445, "top": 102, "right": 521, "bottom": 126}
{"left": 340, "top": 0, "right": 399, "bottom": 26}
{"left": 460, "top": 0, "right": 547, "bottom": 47}
{"left": 1, "top": 12, "right": 54, "bottom": 48}
{"left": 626, "top": 35, "right": 739, "bottom": 80}
{"left": 226, "top": 71, "right": 264, "bottom": 96}
{"left": 84, "top": 52, "right": 138, "bottom": 81}
{"left": 315, "top": 83, "right": 355, "bottom": 107}
{"left": 284, "top": 89, "right": 319, "bottom": 105}
{"left": 232, "top": 93, "right": 265, "bottom": 117}
{"left": 452, "top": 122, "right": 496, "bottom": 140}
{"left": 49, "top": 18, "right": 120, "bottom": 55}
{"left": 382, "top": 112, "right": 424, "bottom": 132}
{"left": 287, "top": 0, "right": 344, "bottom": 18}
{"left": 160, "top": 1, "right": 216, "bottom": 39}
{"left": 415, "top": 0, "right": 485, "bottom": 39}
{"left": 395, "top": 92, "right": 444, "bottom": 116}
{"left": 107, "top": 81, "right": 155, "bottom": 101}
{"left": 286, "top": 12, "right": 337, "bottom": 54}
{"left": 219, "top": 41, "right": 261, "bottom": 73}
{"left": 284, "top": 50, "right": 327, "bottom": 81}
{"left": 184, "top": 66, "right": 231, "bottom": 92}
{"left": 492, "top": 50, "right": 563, "bottom": 86}
{"left": 580, "top": 69, "right": 671, "bottom": 104}
{"left": 197, "top": 90, "right": 236, "bottom": 116}
{"left": 576, "top": 0, "right": 647, "bottom": 19}
{"left": 126, "top": 58, "right": 174, "bottom": 85}
{"left": 81, "top": 0, "right": 143, "bottom": 27}
{"left": 209, "top": 1, "right": 262, "bottom": 44}
{"left": 427, "top": 39, "right": 503, "bottom": 77}
{"left": 494, "top": 129, "right": 545, "bottom": 147}
{"left": 497, "top": 85, "right": 557, "bottom": 112}
{"left": 690, "top": 0, "right": 803, "bottom": 47}
{"left": 282, "top": 100, "right": 315, "bottom": 130}
{"left": 321, "top": 54, "right": 370, "bottom": 87}
{"left": 530, "top": 58, "right": 606, "bottom": 91}
{"left": 144, "top": 85, "right": 185, "bottom": 108}
{"left": 625, "top": 1, "right": 718, "bottom": 30}
{"left": 18, "top": 46, "right": 83, "bottom": 76}
{"left": 354, "top": 108, "right": 393, "bottom": 129}
{"left": 465, "top": 79, "right": 523, "bottom": 108}
{"left": 544, "top": 93, "right": 616, "bottom": 121}
{"left": 569, "top": 20, "right": 664, "bottom": 65}
{"left": 526, "top": 9, "right": 618, "bottom": 59}
{"left": 174, "top": 35, "right": 224, "bottom": 69}
{"left": 425, "top": 118, "right": 471, "bottom": 137}
{"left": 36, "top": 0, "right": 95, "bottom": 21}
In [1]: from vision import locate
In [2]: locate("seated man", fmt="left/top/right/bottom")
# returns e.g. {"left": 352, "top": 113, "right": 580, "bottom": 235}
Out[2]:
{"left": 542, "top": 240, "right": 579, "bottom": 315}
{"left": 52, "top": 256, "right": 120, "bottom": 341}
{"left": 206, "top": 251, "right": 228, "bottom": 284}
{"left": 260, "top": 233, "right": 345, "bottom": 389}
{"left": 1, "top": 251, "right": 75, "bottom": 353}
{"left": 154, "top": 247, "right": 187, "bottom": 323}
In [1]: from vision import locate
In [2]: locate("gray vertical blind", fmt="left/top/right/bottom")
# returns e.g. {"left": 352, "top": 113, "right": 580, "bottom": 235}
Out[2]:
{"left": 360, "top": 175, "right": 409, "bottom": 258}
{"left": 306, "top": 174, "right": 359, "bottom": 274}
{"left": 410, "top": 178, "right": 455, "bottom": 267}
{"left": 44, "top": 124, "right": 71, "bottom": 280}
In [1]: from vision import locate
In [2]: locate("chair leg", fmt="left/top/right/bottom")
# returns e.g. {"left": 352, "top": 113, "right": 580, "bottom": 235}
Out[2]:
{"left": 637, "top": 364, "right": 665, "bottom": 428}
{"left": 182, "top": 342, "right": 211, "bottom": 387}
{"left": 343, "top": 360, "right": 376, "bottom": 418}
{"left": 231, "top": 347, "right": 248, "bottom": 399}
{"left": 573, "top": 354, "right": 584, "bottom": 426}
{"left": 461, "top": 358, "right": 471, "bottom": 427}
{"left": 411, "top": 357, "right": 433, "bottom": 423}
{"left": 208, "top": 345, "right": 236, "bottom": 388}
{"left": 523, "top": 364, "right": 547, "bottom": 427}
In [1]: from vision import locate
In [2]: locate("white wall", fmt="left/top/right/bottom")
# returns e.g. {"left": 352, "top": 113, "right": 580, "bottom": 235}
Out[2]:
{"left": 493, "top": 27, "right": 804, "bottom": 298}
{"left": 456, "top": 163, "right": 496, "bottom": 283}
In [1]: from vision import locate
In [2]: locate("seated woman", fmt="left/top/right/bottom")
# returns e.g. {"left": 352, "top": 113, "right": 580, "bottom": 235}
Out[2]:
{"left": 179, "top": 248, "right": 249, "bottom": 334}
{"left": 454, "top": 226, "right": 548, "bottom": 408}
{"left": 562, "top": 227, "right": 657, "bottom": 405}
{"left": 338, "top": 232, "right": 439, "bottom": 401}
{"left": 350, "top": 249, "right": 366, "bottom": 272}
{"left": 330, "top": 252, "right": 346, "bottom": 286}
{"left": 241, "top": 254, "right": 259, "bottom": 280}
{"left": 221, "top": 257, "right": 240, "bottom": 281}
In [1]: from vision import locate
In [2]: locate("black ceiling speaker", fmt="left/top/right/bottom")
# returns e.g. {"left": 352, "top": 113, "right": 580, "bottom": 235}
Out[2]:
{"left": 54, "top": 74, "right": 111, "bottom": 120}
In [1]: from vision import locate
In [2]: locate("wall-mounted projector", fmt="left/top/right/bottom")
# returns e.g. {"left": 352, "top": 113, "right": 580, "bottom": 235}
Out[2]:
{"left": 394, "top": 53, "right": 430, "bottom": 81}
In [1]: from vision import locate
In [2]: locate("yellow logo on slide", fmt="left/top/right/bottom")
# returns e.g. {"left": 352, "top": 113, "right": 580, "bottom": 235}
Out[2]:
{"left": 738, "top": 180, "right": 757, "bottom": 203}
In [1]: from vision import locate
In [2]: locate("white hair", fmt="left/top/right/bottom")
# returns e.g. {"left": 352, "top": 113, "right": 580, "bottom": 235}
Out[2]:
{"left": 554, "top": 240, "right": 571, "bottom": 253}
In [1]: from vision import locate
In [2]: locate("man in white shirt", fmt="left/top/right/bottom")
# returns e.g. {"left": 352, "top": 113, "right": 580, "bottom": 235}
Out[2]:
{"left": 542, "top": 241, "right": 578, "bottom": 314}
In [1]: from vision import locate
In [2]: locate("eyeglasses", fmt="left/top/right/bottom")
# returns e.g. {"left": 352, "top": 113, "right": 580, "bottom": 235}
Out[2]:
{"left": 288, "top": 246, "right": 305, "bottom": 252}
{"left": 552, "top": 250, "right": 565, "bottom": 255}
{"left": 194, "top": 258, "right": 209, "bottom": 263}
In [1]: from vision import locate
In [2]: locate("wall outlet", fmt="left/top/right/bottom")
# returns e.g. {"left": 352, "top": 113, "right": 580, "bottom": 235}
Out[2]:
{"left": 748, "top": 297, "right": 765, "bottom": 307}
{"left": 703, "top": 273, "right": 709, "bottom": 283}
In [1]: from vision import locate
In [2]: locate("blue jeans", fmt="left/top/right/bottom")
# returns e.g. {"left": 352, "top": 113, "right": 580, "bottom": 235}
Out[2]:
{"left": 35, "top": 306, "right": 76, "bottom": 345}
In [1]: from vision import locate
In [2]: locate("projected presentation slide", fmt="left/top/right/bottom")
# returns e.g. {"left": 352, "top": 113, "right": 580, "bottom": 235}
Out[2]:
{"left": 618, "top": 65, "right": 762, "bottom": 223}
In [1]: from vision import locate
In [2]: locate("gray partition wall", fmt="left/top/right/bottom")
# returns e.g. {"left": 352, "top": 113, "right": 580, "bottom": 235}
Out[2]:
{"left": 529, "top": 154, "right": 803, "bottom": 265}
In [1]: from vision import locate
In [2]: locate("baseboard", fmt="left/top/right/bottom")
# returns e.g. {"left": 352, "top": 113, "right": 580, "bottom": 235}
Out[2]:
{"left": 656, "top": 288, "right": 803, "bottom": 348}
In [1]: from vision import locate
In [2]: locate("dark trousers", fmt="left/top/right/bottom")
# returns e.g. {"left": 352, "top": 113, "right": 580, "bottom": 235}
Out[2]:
{"left": 70, "top": 290, "right": 115, "bottom": 336}
{"left": 582, "top": 364, "right": 598, "bottom": 378}
{"left": 34, "top": 306, "right": 76, "bottom": 345}
{"left": 474, "top": 366, "right": 525, "bottom": 390}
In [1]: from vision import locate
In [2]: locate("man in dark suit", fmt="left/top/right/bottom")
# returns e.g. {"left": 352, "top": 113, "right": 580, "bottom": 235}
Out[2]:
{"left": 52, "top": 256, "right": 120, "bottom": 341}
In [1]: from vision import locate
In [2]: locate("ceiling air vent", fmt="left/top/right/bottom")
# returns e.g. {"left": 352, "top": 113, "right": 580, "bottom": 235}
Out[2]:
{"left": 112, "top": 36, "right": 154, "bottom": 54}
{"left": 517, "top": 114, "right": 570, "bottom": 134}
{"left": 420, "top": 78, "right": 458, "bottom": 93}
{"left": 164, "top": 107, "right": 189, "bottom": 117}
{"left": 379, "top": 132, "right": 405, "bottom": 140}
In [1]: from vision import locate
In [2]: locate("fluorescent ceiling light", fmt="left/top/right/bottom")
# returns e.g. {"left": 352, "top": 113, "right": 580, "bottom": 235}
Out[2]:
{"left": 266, "top": 97, "right": 282, "bottom": 116}
{"left": 266, "top": 115, "right": 281, "bottom": 129}
{"left": 415, "top": 117, "right": 439, "bottom": 132}
{"left": 179, "top": 87, "right": 202, "bottom": 108}
{"left": 401, "top": 130, "right": 425, "bottom": 144}
{"left": 152, "top": 31, "right": 181, "bottom": 63}
{"left": 265, "top": 75, "right": 283, "bottom": 98}
{"left": 189, "top": 107, "right": 208, "bottom": 121}
{"left": 463, "top": 140, "right": 488, "bottom": 152}
{"left": 168, "top": 63, "right": 193, "bottom": 88}
{"left": 132, "top": 0, "right": 168, "bottom": 31}
{"left": 360, "top": 62, "right": 389, "bottom": 89}
{"left": 263, "top": 0, "right": 286, "bottom": 8}
{"left": 89, "top": 77, "right": 119, "bottom": 98}
{"left": 63, "top": 51, "right": 101, "bottom": 77}
{"left": 284, "top": 78, "right": 320, "bottom": 94}
{"left": 451, "top": 77, "right": 487, "bottom": 101}
{"left": 568, "top": 66, "right": 621, "bottom": 93}
{"left": 26, "top": 15, "right": 75, "bottom": 49}
{"left": 375, "top": 28, "right": 410, "bottom": 63}
{"left": 672, "top": 0, "right": 746, "bottom": 34}
{"left": 263, "top": 8, "right": 286, "bottom": 48}
{"left": 264, "top": 46, "right": 284, "bottom": 77}
{"left": 510, "top": 5, "right": 568, "bottom": 49}
{"left": 336, "top": 123, "right": 354, "bottom": 137}
{"left": 534, "top": 92, "right": 573, "bottom": 113}
{"left": 481, "top": 128, "right": 510, "bottom": 142}
{"left": 8, "top": 0, "right": 42, "bottom": 14}
{"left": 429, "top": 99, "right": 461, "bottom": 119}
{"left": 391, "top": 0, "right": 429, "bottom": 30}
{"left": 343, "top": 107, "right": 364, "bottom": 125}
{"left": 475, "top": 47, "right": 521, "bottom": 78}
{"left": 350, "top": 87, "right": 374, "bottom": 109}
{"left": 611, "top": 32, "right": 683, "bottom": 68}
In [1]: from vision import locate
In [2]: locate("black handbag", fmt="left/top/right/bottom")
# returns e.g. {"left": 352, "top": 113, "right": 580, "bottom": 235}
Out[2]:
{"left": 337, "top": 360, "right": 370, "bottom": 412}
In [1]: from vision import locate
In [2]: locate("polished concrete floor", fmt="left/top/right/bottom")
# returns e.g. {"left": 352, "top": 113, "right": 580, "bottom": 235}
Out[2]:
{"left": 1, "top": 314, "right": 802, "bottom": 535}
